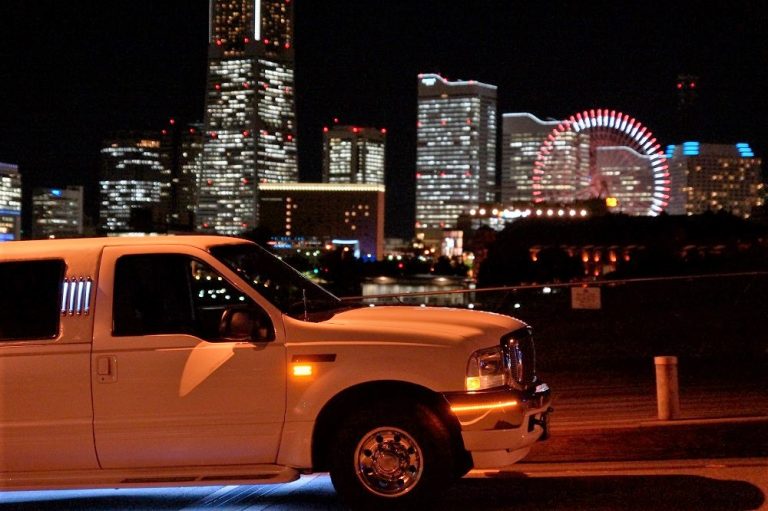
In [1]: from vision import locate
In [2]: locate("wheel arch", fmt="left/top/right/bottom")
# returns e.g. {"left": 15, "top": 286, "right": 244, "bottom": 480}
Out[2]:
{"left": 311, "top": 380, "right": 470, "bottom": 474}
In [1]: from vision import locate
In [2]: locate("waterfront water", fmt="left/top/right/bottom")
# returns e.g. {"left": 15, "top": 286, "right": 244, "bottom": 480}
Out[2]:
{"left": 361, "top": 275, "right": 469, "bottom": 306}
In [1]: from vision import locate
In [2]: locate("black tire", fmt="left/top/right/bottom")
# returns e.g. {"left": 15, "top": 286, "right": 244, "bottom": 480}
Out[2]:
{"left": 328, "top": 399, "right": 456, "bottom": 509}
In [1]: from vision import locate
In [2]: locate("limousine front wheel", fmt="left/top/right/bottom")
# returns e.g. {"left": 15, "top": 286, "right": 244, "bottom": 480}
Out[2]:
{"left": 329, "top": 400, "right": 454, "bottom": 508}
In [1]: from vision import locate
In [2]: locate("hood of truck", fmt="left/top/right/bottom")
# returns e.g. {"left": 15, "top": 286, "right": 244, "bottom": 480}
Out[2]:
{"left": 282, "top": 305, "right": 526, "bottom": 348}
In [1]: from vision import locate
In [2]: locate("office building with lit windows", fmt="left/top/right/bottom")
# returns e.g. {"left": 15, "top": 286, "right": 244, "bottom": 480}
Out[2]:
{"left": 667, "top": 142, "right": 764, "bottom": 218}
{"left": 416, "top": 74, "right": 497, "bottom": 232}
{"left": 322, "top": 125, "right": 386, "bottom": 185}
{"left": 198, "top": 0, "right": 298, "bottom": 234}
{"left": 594, "top": 146, "right": 661, "bottom": 216}
{"left": 99, "top": 134, "right": 166, "bottom": 233}
{"left": 532, "top": 129, "right": 591, "bottom": 206}
{"left": 161, "top": 121, "right": 204, "bottom": 231}
{"left": 500, "top": 113, "right": 562, "bottom": 204}
{"left": 258, "top": 183, "right": 385, "bottom": 259}
{"left": 0, "top": 162, "right": 21, "bottom": 242}
{"left": 32, "top": 186, "right": 84, "bottom": 239}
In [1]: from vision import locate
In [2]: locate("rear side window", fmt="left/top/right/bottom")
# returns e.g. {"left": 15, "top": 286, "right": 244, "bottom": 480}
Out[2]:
{"left": 0, "top": 260, "right": 64, "bottom": 341}
{"left": 113, "top": 254, "right": 196, "bottom": 336}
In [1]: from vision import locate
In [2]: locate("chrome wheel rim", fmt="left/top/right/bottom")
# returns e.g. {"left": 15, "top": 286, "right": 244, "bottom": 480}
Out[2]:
{"left": 354, "top": 427, "right": 423, "bottom": 497}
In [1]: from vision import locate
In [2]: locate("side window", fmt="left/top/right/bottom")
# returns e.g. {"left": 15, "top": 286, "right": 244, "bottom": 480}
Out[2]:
{"left": 113, "top": 254, "right": 273, "bottom": 341}
{"left": 0, "top": 260, "right": 64, "bottom": 341}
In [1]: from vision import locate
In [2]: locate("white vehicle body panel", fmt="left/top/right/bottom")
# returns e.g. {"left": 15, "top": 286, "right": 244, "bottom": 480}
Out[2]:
{"left": 0, "top": 236, "right": 550, "bottom": 492}
{"left": 91, "top": 244, "right": 287, "bottom": 468}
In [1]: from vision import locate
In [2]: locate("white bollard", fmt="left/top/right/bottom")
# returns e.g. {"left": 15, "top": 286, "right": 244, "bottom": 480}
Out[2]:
{"left": 655, "top": 356, "right": 680, "bottom": 420}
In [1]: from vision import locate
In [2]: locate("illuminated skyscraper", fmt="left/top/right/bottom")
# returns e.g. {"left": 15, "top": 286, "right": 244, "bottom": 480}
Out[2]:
{"left": 500, "top": 113, "right": 561, "bottom": 204}
{"left": 198, "top": 0, "right": 298, "bottom": 234}
{"left": 99, "top": 134, "right": 165, "bottom": 233}
{"left": 667, "top": 142, "right": 764, "bottom": 217}
{"left": 416, "top": 74, "right": 497, "bottom": 232}
{"left": 322, "top": 125, "right": 386, "bottom": 185}
{"left": 594, "top": 146, "right": 658, "bottom": 216}
{"left": 161, "top": 121, "right": 204, "bottom": 231}
{"left": 0, "top": 162, "right": 22, "bottom": 242}
{"left": 32, "top": 186, "right": 84, "bottom": 239}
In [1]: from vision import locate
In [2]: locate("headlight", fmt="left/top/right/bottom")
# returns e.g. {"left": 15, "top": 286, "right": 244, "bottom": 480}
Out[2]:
{"left": 465, "top": 346, "right": 506, "bottom": 391}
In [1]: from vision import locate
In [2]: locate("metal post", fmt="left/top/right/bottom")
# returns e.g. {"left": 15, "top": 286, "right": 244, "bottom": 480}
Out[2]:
{"left": 654, "top": 356, "right": 680, "bottom": 420}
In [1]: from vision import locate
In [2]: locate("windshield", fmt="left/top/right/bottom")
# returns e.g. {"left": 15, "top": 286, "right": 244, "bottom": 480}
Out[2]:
{"left": 210, "top": 243, "right": 344, "bottom": 320}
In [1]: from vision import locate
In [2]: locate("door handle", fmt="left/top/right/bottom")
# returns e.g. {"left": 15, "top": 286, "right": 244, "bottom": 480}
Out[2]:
{"left": 97, "top": 355, "right": 118, "bottom": 383}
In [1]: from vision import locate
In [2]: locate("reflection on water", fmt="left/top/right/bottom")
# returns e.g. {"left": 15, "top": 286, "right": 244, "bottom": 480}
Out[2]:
{"left": 362, "top": 276, "right": 471, "bottom": 306}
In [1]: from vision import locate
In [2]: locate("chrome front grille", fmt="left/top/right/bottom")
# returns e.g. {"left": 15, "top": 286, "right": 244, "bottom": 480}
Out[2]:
{"left": 503, "top": 327, "right": 537, "bottom": 386}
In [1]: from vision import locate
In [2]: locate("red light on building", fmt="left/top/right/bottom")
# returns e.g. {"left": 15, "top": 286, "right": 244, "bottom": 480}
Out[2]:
{"left": 169, "top": 118, "right": 175, "bottom": 125}
{"left": 215, "top": 40, "right": 222, "bottom": 46}
{"left": 244, "top": 37, "right": 250, "bottom": 43}
{"left": 161, "top": 129, "right": 168, "bottom": 135}
{"left": 285, "top": 43, "right": 291, "bottom": 49}
{"left": 189, "top": 128, "right": 195, "bottom": 134}
{"left": 689, "top": 82, "right": 696, "bottom": 89}
{"left": 243, "top": 82, "right": 250, "bottom": 88}
{"left": 287, "top": 134, "right": 293, "bottom": 141}
{"left": 215, "top": 83, "right": 221, "bottom": 90}
{"left": 333, "top": 117, "right": 339, "bottom": 124}
{"left": 380, "top": 128, "right": 387, "bottom": 134}
{"left": 676, "top": 82, "right": 683, "bottom": 90}
{"left": 242, "top": 130, "right": 250, "bottom": 137}
{"left": 263, "top": 39, "right": 270, "bottom": 45}
{"left": 323, "top": 126, "right": 329, "bottom": 132}
{"left": 352, "top": 127, "right": 360, "bottom": 133}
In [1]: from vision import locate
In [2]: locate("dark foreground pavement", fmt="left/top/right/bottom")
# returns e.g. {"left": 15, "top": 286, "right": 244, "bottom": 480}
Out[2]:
{"left": 526, "top": 417, "right": 768, "bottom": 463}
{"left": 526, "top": 359, "right": 768, "bottom": 463}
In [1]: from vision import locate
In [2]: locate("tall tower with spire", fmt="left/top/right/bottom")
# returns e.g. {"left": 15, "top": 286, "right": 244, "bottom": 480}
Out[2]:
{"left": 198, "top": 0, "right": 298, "bottom": 234}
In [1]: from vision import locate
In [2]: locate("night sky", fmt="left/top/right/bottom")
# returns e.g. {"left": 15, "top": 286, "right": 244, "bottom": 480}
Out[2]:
{"left": 1, "top": 1, "right": 766, "bottom": 237}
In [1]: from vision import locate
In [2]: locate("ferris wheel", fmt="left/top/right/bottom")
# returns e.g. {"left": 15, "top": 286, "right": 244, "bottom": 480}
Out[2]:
{"left": 532, "top": 109, "right": 670, "bottom": 215}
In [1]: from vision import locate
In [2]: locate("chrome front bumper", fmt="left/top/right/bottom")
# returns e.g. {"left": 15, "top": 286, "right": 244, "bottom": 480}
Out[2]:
{"left": 443, "top": 382, "right": 552, "bottom": 469}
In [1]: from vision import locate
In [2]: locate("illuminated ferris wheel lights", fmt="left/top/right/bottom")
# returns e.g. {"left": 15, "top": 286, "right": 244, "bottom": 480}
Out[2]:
{"left": 621, "top": 115, "right": 631, "bottom": 132}
{"left": 534, "top": 108, "right": 670, "bottom": 216}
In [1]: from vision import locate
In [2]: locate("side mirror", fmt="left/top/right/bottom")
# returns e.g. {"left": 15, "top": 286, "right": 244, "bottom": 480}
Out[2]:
{"left": 218, "top": 307, "right": 274, "bottom": 342}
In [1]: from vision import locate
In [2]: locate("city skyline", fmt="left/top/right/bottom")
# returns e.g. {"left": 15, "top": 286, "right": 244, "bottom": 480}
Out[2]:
{"left": 1, "top": 1, "right": 766, "bottom": 237}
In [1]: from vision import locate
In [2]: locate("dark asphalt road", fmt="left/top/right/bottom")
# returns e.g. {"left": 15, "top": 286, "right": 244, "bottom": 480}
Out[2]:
{"left": 1, "top": 459, "right": 766, "bottom": 510}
